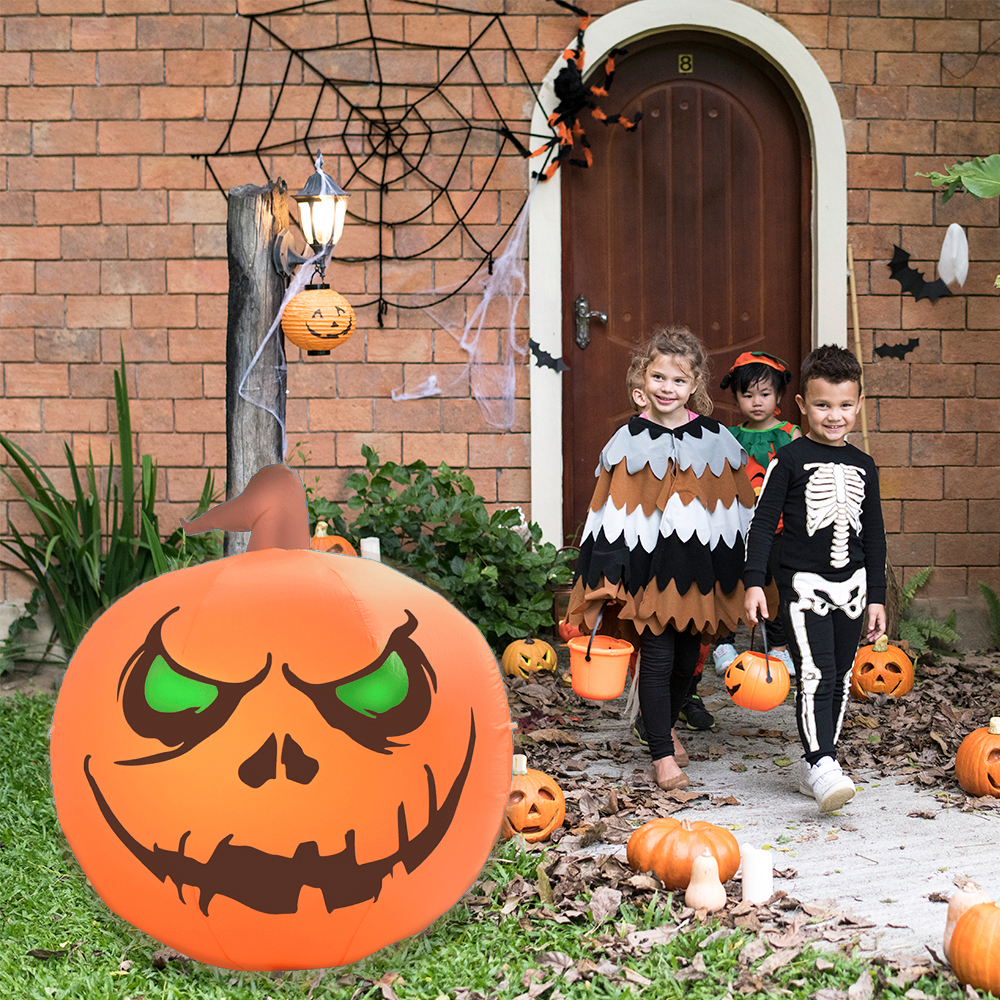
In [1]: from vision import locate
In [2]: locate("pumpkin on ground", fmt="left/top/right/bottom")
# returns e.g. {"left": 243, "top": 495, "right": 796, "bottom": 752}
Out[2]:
{"left": 50, "top": 466, "right": 511, "bottom": 972}
{"left": 724, "top": 648, "right": 790, "bottom": 712}
{"left": 949, "top": 900, "right": 1000, "bottom": 996}
{"left": 626, "top": 818, "right": 740, "bottom": 890}
{"left": 501, "top": 637, "right": 558, "bottom": 680}
{"left": 944, "top": 883, "right": 991, "bottom": 961}
{"left": 499, "top": 755, "right": 565, "bottom": 843}
{"left": 955, "top": 717, "right": 1000, "bottom": 798}
{"left": 850, "top": 634, "right": 914, "bottom": 700}
{"left": 309, "top": 521, "right": 357, "bottom": 556}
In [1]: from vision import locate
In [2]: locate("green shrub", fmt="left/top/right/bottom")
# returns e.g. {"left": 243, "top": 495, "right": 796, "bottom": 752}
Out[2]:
{"left": 335, "top": 444, "right": 575, "bottom": 651}
{"left": 978, "top": 581, "right": 1000, "bottom": 650}
{"left": 898, "top": 566, "right": 960, "bottom": 653}
{"left": 1, "top": 349, "right": 220, "bottom": 664}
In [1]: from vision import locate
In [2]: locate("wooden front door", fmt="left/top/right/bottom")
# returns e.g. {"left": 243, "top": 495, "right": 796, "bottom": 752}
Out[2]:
{"left": 561, "top": 31, "right": 811, "bottom": 544}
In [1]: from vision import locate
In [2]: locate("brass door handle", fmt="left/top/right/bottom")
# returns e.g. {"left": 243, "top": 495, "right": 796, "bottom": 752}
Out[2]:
{"left": 574, "top": 294, "right": 607, "bottom": 349}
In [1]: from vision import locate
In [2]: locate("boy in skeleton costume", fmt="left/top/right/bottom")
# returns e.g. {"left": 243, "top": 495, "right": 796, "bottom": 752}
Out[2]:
{"left": 744, "top": 346, "right": 886, "bottom": 814}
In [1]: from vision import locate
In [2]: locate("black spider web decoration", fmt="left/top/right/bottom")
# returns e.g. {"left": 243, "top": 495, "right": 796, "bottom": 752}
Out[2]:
{"left": 198, "top": 0, "right": 564, "bottom": 325}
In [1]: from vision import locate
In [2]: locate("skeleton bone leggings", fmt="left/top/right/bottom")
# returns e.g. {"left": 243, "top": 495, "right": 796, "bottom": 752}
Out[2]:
{"left": 779, "top": 567, "right": 867, "bottom": 766}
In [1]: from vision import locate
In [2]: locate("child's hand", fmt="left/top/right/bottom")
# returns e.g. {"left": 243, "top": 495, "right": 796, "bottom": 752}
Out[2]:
{"left": 744, "top": 586, "right": 768, "bottom": 625}
{"left": 866, "top": 603, "right": 886, "bottom": 642}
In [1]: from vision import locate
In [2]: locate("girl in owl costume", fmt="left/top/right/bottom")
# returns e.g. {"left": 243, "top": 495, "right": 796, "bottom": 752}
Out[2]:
{"left": 744, "top": 346, "right": 886, "bottom": 814}
{"left": 567, "top": 328, "right": 762, "bottom": 791}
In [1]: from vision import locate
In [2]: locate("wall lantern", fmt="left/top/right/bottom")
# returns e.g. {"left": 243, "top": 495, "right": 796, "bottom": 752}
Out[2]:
{"left": 272, "top": 151, "right": 356, "bottom": 357}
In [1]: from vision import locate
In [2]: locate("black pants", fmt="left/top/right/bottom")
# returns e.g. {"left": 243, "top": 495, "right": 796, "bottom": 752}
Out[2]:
{"left": 638, "top": 624, "right": 703, "bottom": 760}
{"left": 718, "top": 534, "right": 788, "bottom": 648}
{"left": 779, "top": 567, "right": 867, "bottom": 766}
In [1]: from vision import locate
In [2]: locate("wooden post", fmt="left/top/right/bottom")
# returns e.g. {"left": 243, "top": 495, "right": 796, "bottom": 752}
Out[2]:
{"left": 225, "top": 180, "right": 288, "bottom": 557}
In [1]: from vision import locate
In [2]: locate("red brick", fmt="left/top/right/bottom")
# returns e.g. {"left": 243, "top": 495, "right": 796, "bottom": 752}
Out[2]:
{"left": 855, "top": 86, "right": 907, "bottom": 119}
{"left": 866, "top": 432, "right": 909, "bottom": 467}
{"left": 101, "top": 329, "right": 169, "bottom": 363}
{"left": 105, "top": 0, "right": 170, "bottom": 11}
{"left": 134, "top": 363, "right": 204, "bottom": 399}
{"left": 5, "top": 17, "right": 71, "bottom": 51}
{"left": 945, "top": 467, "right": 1000, "bottom": 500}
{"left": 881, "top": 0, "right": 945, "bottom": 13}
{"left": 66, "top": 295, "right": 131, "bottom": 328}
{"left": 0, "top": 328, "right": 35, "bottom": 363}
{"left": 307, "top": 398, "right": 374, "bottom": 432}
{"left": 32, "top": 191, "right": 98, "bottom": 226}
{"left": 33, "top": 121, "right": 98, "bottom": 155}
{"left": 774, "top": 14, "right": 828, "bottom": 47}
{"left": 868, "top": 190, "right": 933, "bottom": 226}
{"left": 140, "top": 155, "right": 206, "bottom": 189}
{"left": 970, "top": 500, "right": 1000, "bottom": 533}
{"left": 0, "top": 294, "right": 64, "bottom": 327}
{"left": 4, "top": 364, "right": 70, "bottom": 397}
{"left": 72, "top": 17, "right": 137, "bottom": 50}
{"left": 942, "top": 53, "right": 1000, "bottom": 88}
{"left": 39, "top": 0, "right": 103, "bottom": 11}
{"left": 32, "top": 51, "right": 95, "bottom": 85}
{"left": 936, "top": 121, "right": 1000, "bottom": 158}
{"left": 127, "top": 225, "right": 194, "bottom": 259}
{"left": 132, "top": 294, "right": 196, "bottom": 328}
{"left": 101, "top": 189, "right": 168, "bottom": 225}
{"left": 0, "top": 123, "right": 32, "bottom": 157}
{"left": 203, "top": 12, "right": 247, "bottom": 48}
{"left": 880, "top": 465, "right": 943, "bottom": 500}
{"left": 333, "top": 363, "right": 403, "bottom": 399}
{"left": 915, "top": 19, "right": 979, "bottom": 51}
{"left": 168, "top": 189, "right": 227, "bottom": 225}
{"left": 887, "top": 533, "right": 936, "bottom": 568}
{"left": 137, "top": 15, "right": 203, "bottom": 50}
{"left": 912, "top": 432, "right": 976, "bottom": 466}
{"left": 97, "top": 50, "right": 164, "bottom": 84}
{"left": 875, "top": 52, "right": 940, "bottom": 86}
{"left": 165, "top": 50, "right": 234, "bottom": 86}
{"left": 0, "top": 398, "right": 43, "bottom": 432}
{"left": 173, "top": 399, "right": 224, "bottom": 433}
{"left": 36, "top": 328, "right": 101, "bottom": 363}
{"left": 849, "top": 16, "right": 914, "bottom": 50}
{"left": 7, "top": 86, "right": 72, "bottom": 120}
{"left": 72, "top": 157, "right": 139, "bottom": 193}
{"left": 36, "top": 260, "right": 100, "bottom": 294}
{"left": 164, "top": 120, "right": 228, "bottom": 155}
{"left": 139, "top": 86, "right": 205, "bottom": 119}
{"left": 909, "top": 362, "right": 974, "bottom": 398}
{"left": 101, "top": 260, "right": 166, "bottom": 295}
{"left": 0, "top": 261, "right": 35, "bottom": 293}
{"left": 877, "top": 397, "right": 942, "bottom": 432}
{"left": 62, "top": 225, "right": 128, "bottom": 259}
{"left": 73, "top": 84, "right": 139, "bottom": 119}
{"left": 195, "top": 295, "right": 226, "bottom": 329}
{"left": 165, "top": 259, "right": 227, "bottom": 294}
{"left": 98, "top": 120, "right": 163, "bottom": 154}
{"left": 903, "top": 500, "right": 966, "bottom": 533}
{"left": 946, "top": 398, "right": 1000, "bottom": 432}
{"left": 374, "top": 398, "right": 441, "bottom": 432}
{"left": 978, "top": 434, "right": 1000, "bottom": 467}
{"left": 135, "top": 433, "right": 204, "bottom": 466}
{"left": 336, "top": 432, "right": 401, "bottom": 465}
{"left": 401, "top": 433, "right": 468, "bottom": 467}
{"left": 935, "top": 533, "right": 1000, "bottom": 566}
{"left": 468, "top": 433, "right": 529, "bottom": 468}
{"left": 831, "top": 82, "right": 857, "bottom": 119}
{"left": 942, "top": 329, "right": 997, "bottom": 363}
{"left": 869, "top": 120, "right": 935, "bottom": 154}
{"left": 0, "top": 227, "right": 61, "bottom": 261}
{"left": 44, "top": 398, "right": 109, "bottom": 432}
{"left": 193, "top": 225, "right": 226, "bottom": 258}
{"left": 977, "top": 87, "right": 1000, "bottom": 121}
{"left": 0, "top": 53, "right": 31, "bottom": 87}
{"left": 967, "top": 297, "right": 1000, "bottom": 331}
{"left": 908, "top": 87, "right": 970, "bottom": 121}
{"left": 841, "top": 50, "right": 874, "bottom": 85}
{"left": 902, "top": 295, "right": 966, "bottom": 331}
{"left": 848, "top": 154, "right": 903, "bottom": 190}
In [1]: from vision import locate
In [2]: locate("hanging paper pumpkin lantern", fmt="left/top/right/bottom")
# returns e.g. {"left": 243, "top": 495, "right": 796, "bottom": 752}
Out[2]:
{"left": 849, "top": 634, "right": 914, "bottom": 700}
{"left": 281, "top": 285, "right": 356, "bottom": 355}
{"left": 499, "top": 755, "right": 565, "bottom": 843}
{"left": 500, "top": 637, "right": 558, "bottom": 680}
{"left": 310, "top": 521, "right": 357, "bottom": 556}
{"left": 724, "top": 647, "right": 790, "bottom": 712}
{"left": 49, "top": 550, "right": 512, "bottom": 971}
{"left": 955, "top": 717, "right": 1000, "bottom": 798}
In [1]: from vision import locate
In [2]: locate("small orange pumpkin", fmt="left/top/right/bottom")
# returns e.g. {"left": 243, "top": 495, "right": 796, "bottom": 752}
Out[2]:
{"left": 310, "top": 521, "right": 357, "bottom": 556}
{"left": 626, "top": 817, "right": 740, "bottom": 890}
{"left": 724, "top": 648, "right": 789, "bottom": 712}
{"left": 499, "top": 755, "right": 565, "bottom": 843}
{"left": 949, "top": 900, "right": 1000, "bottom": 995}
{"left": 281, "top": 285, "right": 356, "bottom": 355}
{"left": 850, "top": 634, "right": 914, "bottom": 700}
{"left": 501, "top": 637, "right": 557, "bottom": 680}
{"left": 955, "top": 717, "right": 1000, "bottom": 798}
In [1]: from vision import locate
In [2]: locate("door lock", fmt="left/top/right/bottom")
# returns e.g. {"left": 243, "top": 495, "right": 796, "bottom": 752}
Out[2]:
{"left": 574, "top": 295, "right": 607, "bottom": 349}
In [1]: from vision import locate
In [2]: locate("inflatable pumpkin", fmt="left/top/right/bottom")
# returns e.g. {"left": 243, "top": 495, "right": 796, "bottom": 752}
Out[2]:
{"left": 50, "top": 466, "right": 512, "bottom": 971}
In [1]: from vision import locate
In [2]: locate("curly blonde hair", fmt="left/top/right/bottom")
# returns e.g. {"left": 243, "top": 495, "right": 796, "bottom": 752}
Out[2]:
{"left": 627, "top": 326, "right": 713, "bottom": 416}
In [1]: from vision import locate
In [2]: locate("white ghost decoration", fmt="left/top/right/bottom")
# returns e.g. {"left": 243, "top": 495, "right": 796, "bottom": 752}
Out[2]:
{"left": 938, "top": 223, "right": 969, "bottom": 288}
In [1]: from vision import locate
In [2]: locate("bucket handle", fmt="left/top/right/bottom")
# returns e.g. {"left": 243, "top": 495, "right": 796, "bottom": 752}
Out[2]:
{"left": 585, "top": 604, "right": 606, "bottom": 662}
{"left": 749, "top": 619, "right": 774, "bottom": 683}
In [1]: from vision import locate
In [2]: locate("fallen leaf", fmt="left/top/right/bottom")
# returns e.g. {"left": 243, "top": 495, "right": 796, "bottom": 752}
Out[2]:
{"left": 522, "top": 729, "right": 581, "bottom": 745}
{"left": 773, "top": 757, "right": 792, "bottom": 767}
{"left": 847, "top": 970, "right": 873, "bottom": 1000}
{"left": 26, "top": 949, "right": 69, "bottom": 960}
{"left": 623, "top": 968, "right": 652, "bottom": 986}
{"left": 712, "top": 795, "right": 741, "bottom": 806}
{"left": 588, "top": 886, "right": 621, "bottom": 924}
{"left": 907, "top": 811, "right": 935, "bottom": 820}
{"left": 758, "top": 948, "right": 798, "bottom": 975}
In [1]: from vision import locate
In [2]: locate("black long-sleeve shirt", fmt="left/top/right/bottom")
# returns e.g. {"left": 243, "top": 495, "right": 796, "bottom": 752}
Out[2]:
{"left": 742, "top": 436, "right": 887, "bottom": 604}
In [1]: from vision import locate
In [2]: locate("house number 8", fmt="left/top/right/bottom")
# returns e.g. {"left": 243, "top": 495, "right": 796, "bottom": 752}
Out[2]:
{"left": 679, "top": 54, "right": 693, "bottom": 73}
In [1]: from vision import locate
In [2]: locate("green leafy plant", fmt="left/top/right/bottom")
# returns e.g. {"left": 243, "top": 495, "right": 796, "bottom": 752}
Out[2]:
{"left": 898, "top": 566, "right": 961, "bottom": 653}
{"left": 917, "top": 154, "right": 1000, "bottom": 202}
{"left": 978, "top": 581, "right": 1000, "bottom": 650}
{"left": 343, "top": 444, "right": 575, "bottom": 650}
{"left": 0, "top": 349, "right": 221, "bottom": 663}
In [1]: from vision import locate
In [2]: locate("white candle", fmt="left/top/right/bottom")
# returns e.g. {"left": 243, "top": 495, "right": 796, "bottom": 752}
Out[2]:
{"left": 740, "top": 844, "right": 774, "bottom": 905}
{"left": 360, "top": 537, "right": 381, "bottom": 562}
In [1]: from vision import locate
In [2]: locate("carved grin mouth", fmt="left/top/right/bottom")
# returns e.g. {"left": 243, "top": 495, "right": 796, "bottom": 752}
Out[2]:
{"left": 83, "top": 712, "right": 476, "bottom": 916}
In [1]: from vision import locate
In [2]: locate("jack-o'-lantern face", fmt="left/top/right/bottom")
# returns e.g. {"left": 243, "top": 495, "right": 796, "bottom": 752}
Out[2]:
{"left": 849, "top": 638, "right": 914, "bottom": 701}
{"left": 51, "top": 551, "right": 512, "bottom": 971}
{"left": 955, "top": 719, "right": 1000, "bottom": 799}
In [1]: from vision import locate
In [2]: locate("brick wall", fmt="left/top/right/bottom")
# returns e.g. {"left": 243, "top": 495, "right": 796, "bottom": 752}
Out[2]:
{"left": 1, "top": 0, "right": 998, "bottom": 605}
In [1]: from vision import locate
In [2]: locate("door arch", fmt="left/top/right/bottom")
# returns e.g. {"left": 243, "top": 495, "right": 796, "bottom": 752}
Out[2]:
{"left": 528, "top": 0, "right": 847, "bottom": 545}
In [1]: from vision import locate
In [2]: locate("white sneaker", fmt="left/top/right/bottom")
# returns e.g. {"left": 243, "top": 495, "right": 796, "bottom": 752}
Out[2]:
{"left": 772, "top": 648, "right": 796, "bottom": 677}
{"left": 713, "top": 642, "right": 738, "bottom": 675}
{"left": 799, "top": 756, "right": 855, "bottom": 813}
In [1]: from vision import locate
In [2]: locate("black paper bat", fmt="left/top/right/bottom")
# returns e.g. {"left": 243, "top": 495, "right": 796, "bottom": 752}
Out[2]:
{"left": 528, "top": 339, "right": 569, "bottom": 372}
{"left": 887, "top": 246, "right": 952, "bottom": 303}
{"left": 875, "top": 338, "right": 920, "bottom": 361}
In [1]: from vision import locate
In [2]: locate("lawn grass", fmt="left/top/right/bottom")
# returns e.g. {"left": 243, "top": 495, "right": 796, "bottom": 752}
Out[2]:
{"left": 0, "top": 693, "right": 977, "bottom": 1000}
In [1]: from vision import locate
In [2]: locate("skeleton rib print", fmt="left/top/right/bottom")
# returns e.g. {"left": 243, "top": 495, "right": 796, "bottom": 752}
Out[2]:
{"left": 803, "top": 462, "right": 866, "bottom": 569}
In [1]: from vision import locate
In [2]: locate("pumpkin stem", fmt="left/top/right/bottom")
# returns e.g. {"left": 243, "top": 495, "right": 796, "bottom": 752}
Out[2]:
{"left": 873, "top": 634, "right": 889, "bottom": 653}
{"left": 314, "top": 520, "right": 330, "bottom": 537}
{"left": 512, "top": 754, "right": 529, "bottom": 776}
{"left": 990, "top": 717, "right": 1000, "bottom": 736}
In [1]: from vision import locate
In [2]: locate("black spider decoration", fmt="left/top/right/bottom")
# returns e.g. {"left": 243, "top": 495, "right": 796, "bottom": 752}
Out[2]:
{"left": 522, "top": 1, "right": 641, "bottom": 180}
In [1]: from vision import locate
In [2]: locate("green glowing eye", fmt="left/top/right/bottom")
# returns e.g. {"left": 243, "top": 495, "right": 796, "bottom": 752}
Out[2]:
{"left": 336, "top": 651, "right": 408, "bottom": 718}
{"left": 144, "top": 654, "right": 218, "bottom": 714}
